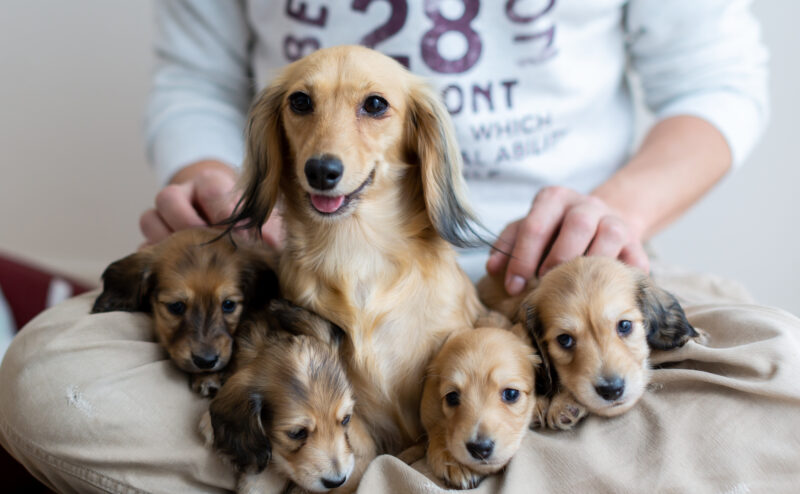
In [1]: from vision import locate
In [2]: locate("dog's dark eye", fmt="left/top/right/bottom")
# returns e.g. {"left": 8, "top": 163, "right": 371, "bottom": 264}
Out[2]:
{"left": 221, "top": 300, "right": 237, "bottom": 314}
{"left": 556, "top": 334, "right": 575, "bottom": 349}
{"left": 617, "top": 320, "right": 633, "bottom": 337}
{"left": 341, "top": 414, "right": 351, "bottom": 426}
{"left": 362, "top": 95, "right": 388, "bottom": 116}
{"left": 501, "top": 388, "right": 520, "bottom": 403}
{"left": 445, "top": 391, "right": 460, "bottom": 407}
{"left": 289, "top": 92, "right": 313, "bottom": 114}
{"left": 287, "top": 427, "right": 308, "bottom": 440}
{"left": 166, "top": 301, "right": 186, "bottom": 316}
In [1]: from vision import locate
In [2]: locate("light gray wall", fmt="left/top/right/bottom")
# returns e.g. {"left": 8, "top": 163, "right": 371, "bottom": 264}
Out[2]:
{"left": 0, "top": 1, "right": 797, "bottom": 315}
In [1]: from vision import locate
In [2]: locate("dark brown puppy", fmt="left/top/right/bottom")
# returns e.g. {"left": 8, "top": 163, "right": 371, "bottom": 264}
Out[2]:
{"left": 205, "top": 300, "right": 376, "bottom": 494}
{"left": 92, "top": 228, "right": 279, "bottom": 396}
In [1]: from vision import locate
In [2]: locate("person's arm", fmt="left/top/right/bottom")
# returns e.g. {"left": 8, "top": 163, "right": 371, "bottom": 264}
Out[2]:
{"left": 488, "top": 0, "right": 769, "bottom": 295}
{"left": 140, "top": 1, "right": 277, "bottom": 245}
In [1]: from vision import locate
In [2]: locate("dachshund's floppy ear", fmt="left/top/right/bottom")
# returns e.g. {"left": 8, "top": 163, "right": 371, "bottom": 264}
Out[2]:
{"left": 522, "top": 303, "right": 558, "bottom": 398}
{"left": 223, "top": 81, "right": 288, "bottom": 235}
{"left": 209, "top": 375, "right": 272, "bottom": 473}
{"left": 637, "top": 278, "right": 699, "bottom": 350}
{"left": 239, "top": 247, "right": 281, "bottom": 310}
{"left": 406, "top": 80, "right": 485, "bottom": 248}
{"left": 91, "top": 251, "right": 156, "bottom": 313}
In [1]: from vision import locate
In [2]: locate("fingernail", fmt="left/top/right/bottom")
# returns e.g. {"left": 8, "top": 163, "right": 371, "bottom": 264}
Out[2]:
{"left": 506, "top": 275, "right": 526, "bottom": 295}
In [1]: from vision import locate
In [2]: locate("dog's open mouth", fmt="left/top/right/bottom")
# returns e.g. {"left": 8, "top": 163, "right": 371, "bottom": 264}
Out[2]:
{"left": 309, "top": 169, "right": 375, "bottom": 215}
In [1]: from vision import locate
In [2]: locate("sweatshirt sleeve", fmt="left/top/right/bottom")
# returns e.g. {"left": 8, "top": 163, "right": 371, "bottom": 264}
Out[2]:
{"left": 145, "top": 0, "right": 254, "bottom": 186}
{"left": 626, "top": 0, "right": 769, "bottom": 167}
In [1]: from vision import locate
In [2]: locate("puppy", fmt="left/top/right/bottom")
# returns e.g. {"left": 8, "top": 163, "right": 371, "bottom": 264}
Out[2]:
{"left": 207, "top": 300, "right": 375, "bottom": 494}
{"left": 91, "top": 228, "right": 280, "bottom": 396}
{"left": 479, "top": 256, "right": 701, "bottom": 429}
{"left": 225, "top": 45, "right": 485, "bottom": 453}
{"left": 421, "top": 327, "right": 538, "bottom": 489}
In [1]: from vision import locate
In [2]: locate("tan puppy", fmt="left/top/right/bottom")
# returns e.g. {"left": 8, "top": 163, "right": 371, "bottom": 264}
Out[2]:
{"left": 421, "top": 327, "right": 538, "bottom": 489}
{"left": 479, "top": 256, "right": 701, "bottom": 429}
{"left": 224, "top": 45, "right": 485, "bottom": 453}
{"left": 92, "top": 228, "right": 279, "bottom": 396}
{"left": 207, "top": 300, "right": 375, "bottom": 494}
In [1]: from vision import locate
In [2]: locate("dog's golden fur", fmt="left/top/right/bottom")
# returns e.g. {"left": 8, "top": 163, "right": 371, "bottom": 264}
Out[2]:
{"left": 226, "top": 46, "right": 485, "bottom": 452}
{"left": 478, "top": 256, "right": 700, "bottom": 429}
{"left": 421, "top": 327, "right": 538, "bottom": 489}
{"left": 207, "top": 300, "right": 375, "bottom": 494}
{"left": 92, "top": 228, "right": 279, "bottom": 395}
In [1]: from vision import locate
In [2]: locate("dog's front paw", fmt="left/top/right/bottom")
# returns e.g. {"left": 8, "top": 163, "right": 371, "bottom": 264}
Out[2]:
{"left": 545, "top": 392, "right": 587, "bottom": 430}
{"left": 191, "top": 373, "right": 222, "bottom": 398}
{"left": 427, "top": 446, "right": 484, "bottom": 489}
{"left": 530, "top": 395, "right": 550, "bottom": 429}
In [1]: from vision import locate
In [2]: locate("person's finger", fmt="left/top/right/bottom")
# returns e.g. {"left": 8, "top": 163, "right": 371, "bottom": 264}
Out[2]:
{"left": 585, "top": 215, "right": 628, "bottom": 260}
{"left": 194, "top": 173, "right": 239, "bottom": 225}
{"left": 139, "top": 208, "right": 173, "bottom": 245}
{"left": 619, "top": 241, "right": 650, "bottom": 274}
{"left": 154, "top": 183, "right": 208, "bottom": 231}
{"left": 261, "top": 211, "right": 285, "bottom": 250}
{"left": 504, "top": 187, "right": 574, "bottom": 294}
{"left": 538, "top": 202, "right": 603, "bottom": 276}
{"left": 486, "top": 220, "right": 520, "bottom": 276}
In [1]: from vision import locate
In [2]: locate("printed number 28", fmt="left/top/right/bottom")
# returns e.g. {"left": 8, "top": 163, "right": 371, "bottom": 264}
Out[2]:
{"left": 422, "top": 0, "right": 482, "bottom": 74}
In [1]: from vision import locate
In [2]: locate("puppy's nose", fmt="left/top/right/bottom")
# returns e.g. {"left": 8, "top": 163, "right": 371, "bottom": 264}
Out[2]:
{"left": 321, "top": 476, "right": 346, "bottom": 489}
{"left": 305, "top": 156, "right": 343, "bottom": 191}
{"left": 191, "top": 352, "right": 219, "bottom": 370}
{"left": 595, "top": 376, "right": 625, "bottom": 401}
{"left": 466, "top": 439, "right": 495, "bottom": 460}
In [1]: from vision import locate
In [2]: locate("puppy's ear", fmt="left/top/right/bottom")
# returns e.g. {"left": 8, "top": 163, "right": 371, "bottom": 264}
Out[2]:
{"left": 209, "top": 377, "right": 272, "bottom": 473}
{"left": 267, "top": 299, "right": 344, "bottom": 347}
{"left": 240, "top": 248, "right": 281, "bottom": 310}
{"left": 223, "top": 81, "right": 288, "bottom": 235}
{"left": 637, "top": 278, "right": 699, "bottom": 350}
{"left": 406, "top": 80, "right": 485, "bottom": 248}
{"left": 522, "top": 303, "right": 558, "bottom": 398}
{"left": 91, "top": 251, "right": 155, "bottom": 313}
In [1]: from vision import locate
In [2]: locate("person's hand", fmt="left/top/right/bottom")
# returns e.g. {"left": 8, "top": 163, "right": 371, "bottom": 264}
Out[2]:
{"left": 485, "top": 186, "right": 649, "bottom": 296}
{"left": 139, "top": 160, "right": 284, "bottom": 248}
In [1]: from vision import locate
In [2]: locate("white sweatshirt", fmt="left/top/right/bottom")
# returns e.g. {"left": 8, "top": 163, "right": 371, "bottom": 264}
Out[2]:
{"left": 146, "top": 0, "right": 768, "bottom": 258}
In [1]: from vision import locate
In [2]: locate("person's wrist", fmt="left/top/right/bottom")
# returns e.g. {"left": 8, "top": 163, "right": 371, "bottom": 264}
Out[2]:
{"left": 169, "top": 160, "right": 238, "bottom": 185}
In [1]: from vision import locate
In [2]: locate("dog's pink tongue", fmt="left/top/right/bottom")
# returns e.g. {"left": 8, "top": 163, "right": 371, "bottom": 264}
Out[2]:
{"left": 311, "top": 194, "right": 345, "bottom": 213}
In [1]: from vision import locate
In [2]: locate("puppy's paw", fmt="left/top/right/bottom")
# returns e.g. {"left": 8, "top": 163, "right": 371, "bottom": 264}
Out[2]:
{"left": 198, "top": 410, "right": 214, "bottom": 447}
{"left": 427, "top": 447, "right": 484, "bottom": 489}
{"left": 191, "top": 373, "right": 222, "bottom": 398}
{"left": 530, "top": 395, "right": 550, "bottom": 429}
{"left": 545, "top": 393, "right": 587, "bottom": 430}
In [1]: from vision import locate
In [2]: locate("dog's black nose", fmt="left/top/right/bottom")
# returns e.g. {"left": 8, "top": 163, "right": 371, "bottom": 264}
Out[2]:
{"left": 466, "top": 439, "right": 495, "bottom": 460}
{"left": 192, "top": 352, "right": 219, "bottom": 370}
{"left": 305, "top": 156, "right": 343, "bottom": 191}
{"left": 595, "top": 376, "right": 625, "bottom": 401}
{"left": 321, "top": 476, "right": 346, "bottom": 489}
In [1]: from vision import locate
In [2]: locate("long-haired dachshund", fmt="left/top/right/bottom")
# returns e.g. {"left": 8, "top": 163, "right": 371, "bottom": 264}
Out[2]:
{"left": 421, "top": 327, "right": 538, "bottom": 489}
{"left": 225, "top": 45, "right": 485, "bottom": 453}
{"left": 91, "top": 228, "right": 280, "bottom": 396}
{"left": 479, "top": 256, "right": 703, "bottom": 429}
{"left": 205, "top": 300, "right": 375, "bottom": 494}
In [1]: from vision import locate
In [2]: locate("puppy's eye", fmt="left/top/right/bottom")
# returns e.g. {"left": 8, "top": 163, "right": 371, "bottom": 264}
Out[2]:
{"left": 289, "top": 92, "right": 313, "bottom": 114}
{"left": 501, "top": 388, "right": 520, "bottom": 403}
{"left": 444, "top": 391, "right": 460, "bottom": 407}
{"left": 556, "top": 334, "right": 575, "bottom": 349}
{"left": 287, "top": 428, "right": 308, "bottom": 440}
{"left": 617, "top": 320, "right": 633, "bottom": 337}
{"left": 362, "top": 95, "right": 388, "bottom": 116}
{"left": 221, "top": 300, "right": 237, "bottom": 313}
{"left": 166, "top": 302, "right": 186, "bottom": 316}
{"left": 341, "top": 414, "right": 351, "bottom": 426}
